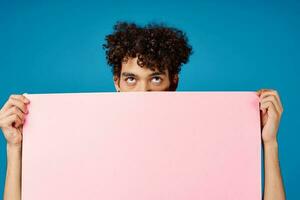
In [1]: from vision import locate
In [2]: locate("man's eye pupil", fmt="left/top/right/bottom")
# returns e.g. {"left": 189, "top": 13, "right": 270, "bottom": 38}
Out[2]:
{"left": 153, "top": 77, "right": 160, "bottom": 82}
{"left": 127, "top": 77, "right": 135, "bottom": 82}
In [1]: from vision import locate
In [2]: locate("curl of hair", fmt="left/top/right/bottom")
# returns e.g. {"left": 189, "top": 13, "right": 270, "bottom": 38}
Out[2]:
{"left": 102, "top": 21, "right": 193, "bottom": 90}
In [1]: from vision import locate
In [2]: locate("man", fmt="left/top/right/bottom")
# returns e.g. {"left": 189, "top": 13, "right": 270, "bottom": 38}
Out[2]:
{"left": 0, "top": 21, "right": 286, "bottom": 200}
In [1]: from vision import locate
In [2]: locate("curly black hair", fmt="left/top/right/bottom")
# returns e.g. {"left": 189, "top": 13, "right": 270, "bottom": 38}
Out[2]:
{"left": 102, "top": 21, "right": 193, "bottom": 91}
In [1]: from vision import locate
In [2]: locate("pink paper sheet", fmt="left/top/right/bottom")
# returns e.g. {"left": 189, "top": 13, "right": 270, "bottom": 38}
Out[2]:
{"left": 22, "top": 91, "right": 261, "bottom": 200}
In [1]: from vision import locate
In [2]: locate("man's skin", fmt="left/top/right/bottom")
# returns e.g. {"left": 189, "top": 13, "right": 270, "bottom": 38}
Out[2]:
{"left": 0, "top": 57, "right": 286, "bottom": 199}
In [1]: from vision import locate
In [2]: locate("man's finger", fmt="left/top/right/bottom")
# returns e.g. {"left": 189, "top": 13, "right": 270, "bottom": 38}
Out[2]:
{"left": 0, "top": 106, "right": 26, "bottom": 122}
{"left": 1, "top": 114, "right": 23, "bottom": 128}
{"left": 1, "top": 98, "right": 28, "bottom": 114}
{"left": 261, "top": 96, "right": 282, "bottom": 114}
{"left": 259, "top": 90, "right": 283, "bottom": 111}
{"left": 260, "top": 101, "right": 280, "bottom": 119}
{"left": 11, "top": 94, "right": 30, "bottom": 104}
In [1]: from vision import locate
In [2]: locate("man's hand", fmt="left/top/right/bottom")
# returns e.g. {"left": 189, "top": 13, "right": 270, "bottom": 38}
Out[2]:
{"left": 256, "top": 89, "right": 284, "bottom": 145}
{"left": 0, "top": 94, "right": 30, "bottom": 148}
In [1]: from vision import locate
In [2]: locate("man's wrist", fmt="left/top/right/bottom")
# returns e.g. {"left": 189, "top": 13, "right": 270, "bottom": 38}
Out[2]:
{"left": 6, "top": 145, "right": 22, "bottom": 170}
{"left": 7, "top": 144, "right": 22, "bottom": 155}
{"left": 263, "top": 140, "right": 279, "bottom": 155}
{"left": 263, "top": 139, "right": 278, "bottom": 148}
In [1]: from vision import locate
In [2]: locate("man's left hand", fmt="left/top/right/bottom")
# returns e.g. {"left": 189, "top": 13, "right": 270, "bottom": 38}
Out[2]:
{"left": 256, "top": 89, "right": 284, "bottom": 145}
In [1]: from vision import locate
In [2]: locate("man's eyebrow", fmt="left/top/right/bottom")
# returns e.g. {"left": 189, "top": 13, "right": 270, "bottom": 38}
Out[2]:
{"left": 121, "top": 72, "right": 136, "bottom": 77}
{"left": 150, "top": 71, "right": 166, "bottom": 76}
{"left": 121, "top": 71, "right": 166, "bottom": 77}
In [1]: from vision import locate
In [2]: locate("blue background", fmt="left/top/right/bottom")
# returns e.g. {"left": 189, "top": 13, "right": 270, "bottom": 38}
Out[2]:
{"left": 0, "top": 0, "right": 299, "bottom": 199}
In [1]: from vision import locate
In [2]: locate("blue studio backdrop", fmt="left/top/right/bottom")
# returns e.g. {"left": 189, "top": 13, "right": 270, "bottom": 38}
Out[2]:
{"left": 0, "top": 0, "right": 299, "bottom": 199}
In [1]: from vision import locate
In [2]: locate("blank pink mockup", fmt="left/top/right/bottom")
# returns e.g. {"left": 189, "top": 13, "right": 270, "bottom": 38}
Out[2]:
{"left": 22, "top": 91, "right": 261, "bottom": 200}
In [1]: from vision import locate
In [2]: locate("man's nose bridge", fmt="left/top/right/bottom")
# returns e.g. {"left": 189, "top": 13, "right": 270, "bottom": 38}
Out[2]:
{"left": 137, "top": 80, "right": 150, "bottom": 91}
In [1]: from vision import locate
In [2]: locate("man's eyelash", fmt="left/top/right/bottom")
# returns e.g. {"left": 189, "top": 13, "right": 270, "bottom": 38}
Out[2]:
{"left": 152, "top": 77, "right": 162, "bottom": 81}
{"left": 125, "top": 77, "right": 135, "bottom": 81}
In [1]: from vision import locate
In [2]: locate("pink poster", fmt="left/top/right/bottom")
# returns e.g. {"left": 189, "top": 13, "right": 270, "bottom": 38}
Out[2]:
{"left": 22, "top": 91, "right": 261, "bottom": 200}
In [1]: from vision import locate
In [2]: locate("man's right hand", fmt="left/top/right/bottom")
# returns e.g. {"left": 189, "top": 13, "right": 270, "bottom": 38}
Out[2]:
{"left": 0, "top": 94, "right": 30, "bottom": 148}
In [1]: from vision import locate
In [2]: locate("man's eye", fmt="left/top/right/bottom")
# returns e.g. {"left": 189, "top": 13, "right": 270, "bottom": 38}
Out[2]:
{"left": 151, "top": 77, "right": 162, "bottom": 84}
{"left": 125, "top": 77, "right": 136, "bottom": 84}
